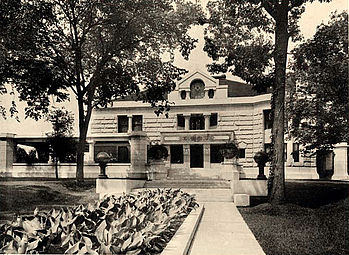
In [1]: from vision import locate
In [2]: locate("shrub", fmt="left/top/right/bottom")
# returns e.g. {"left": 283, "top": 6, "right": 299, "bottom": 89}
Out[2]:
{"left": 220, "top": 142, "right": 239, "bottom": 159}
{"left": 0, "top": 189, "right": 198, "bottom": 254}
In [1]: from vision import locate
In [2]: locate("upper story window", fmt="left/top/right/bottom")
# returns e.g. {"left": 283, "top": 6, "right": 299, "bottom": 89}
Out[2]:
{"left": 180, "top": 90, "right": 186, "bottom": 100}
{"left": 263, "top": 109, "right": 272, "bottom": 130}
{"left": 118, "top": 115, "right": 128, "bottom": 133}
{"left": 210, "top": 113, "right": 218, "bottom": 127}
{"left": 190, "top": 80, "right": 205, "bottom": 99}
{"left": 190, "top": 114, "right": 205, "bottom": 130}
{"left": 177, "top": 114, "right": 185, "bottom": 129}
{"left": 132, "top": 115, "right": 143, "bottom": 131}
{"left": 208, "top": 89, "right": 215, "bottom": 98}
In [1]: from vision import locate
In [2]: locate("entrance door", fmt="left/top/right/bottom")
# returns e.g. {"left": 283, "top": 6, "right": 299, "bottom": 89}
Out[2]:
{"left": 190, "top": 144, "right": 204, "bottom": 168}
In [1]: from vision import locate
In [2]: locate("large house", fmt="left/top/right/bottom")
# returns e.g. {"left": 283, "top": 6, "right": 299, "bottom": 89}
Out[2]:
{"left": 86, "top": 70, "right": 319, "bottom": 180}
{"left": 1, "top": 70, "right": 347, "bottom": 181}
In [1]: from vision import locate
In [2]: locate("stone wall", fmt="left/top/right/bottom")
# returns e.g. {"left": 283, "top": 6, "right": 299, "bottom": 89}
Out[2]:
{"left": 1, "top": 163, "right": 131, "bottom": 178}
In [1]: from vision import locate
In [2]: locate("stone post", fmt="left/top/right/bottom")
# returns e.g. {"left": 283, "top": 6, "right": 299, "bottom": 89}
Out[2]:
{"left": 0, "top": 133, "right": 15, "bottom": 173}
{"left": 203, "top": 144, "right": 210, "bottom": 168}
{"left": 221, "top": 157, "right": 239, "bottom": 181}
{"left": 129, "top": 132, "right": 148, "bottom": 178}
{"left": 204, "top": 113, "right": 210, "bottom": 130}
{"left": 184, "top": 114, "right": 190, "bottom": 131}
{"left": 127, "top": 115, "right": 133, "bottom": 133}
{"left": 332, "top": 142, "right": 348, "bottom": 180}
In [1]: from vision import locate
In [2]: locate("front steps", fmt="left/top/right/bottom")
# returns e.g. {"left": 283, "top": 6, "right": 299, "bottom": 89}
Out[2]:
{"left": 144, "top": 179, "right": 230, "bottom": 189}
{"left": 133, "top": 179, "right": 233, "bottom": 202}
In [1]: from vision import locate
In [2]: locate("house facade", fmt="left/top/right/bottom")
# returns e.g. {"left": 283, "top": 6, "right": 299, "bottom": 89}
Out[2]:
{"left": 87, "top": 70, "right": 318, "bottom": 180}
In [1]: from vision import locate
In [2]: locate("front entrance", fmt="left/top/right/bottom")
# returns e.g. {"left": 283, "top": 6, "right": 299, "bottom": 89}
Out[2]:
{"left": 190, "top": 144, "right": 204, "bottom": 168}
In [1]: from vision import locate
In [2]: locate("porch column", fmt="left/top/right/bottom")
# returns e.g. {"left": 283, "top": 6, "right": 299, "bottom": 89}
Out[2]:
{"left": 183, "top": 144, "right": 190, "bottom": 168}
{"left": 0, "top": 133, "right": 15, "bottom": 172}
{"left": 184, "top": 114, "right": 190, "bottom": 131}
{"left": 203, "top": 144, "right": 210, "bottom": 168}
{"left": 204, "top": 113, "right": 210, "bottom": 130}
{"left": 127, "top": 115, "right": 133, "bottom": 133}
{"left": 88, "top": 141, "right": 95, "bottom": 163}
{"left": 332, "top": 142, "right": 348, "bottom": 180}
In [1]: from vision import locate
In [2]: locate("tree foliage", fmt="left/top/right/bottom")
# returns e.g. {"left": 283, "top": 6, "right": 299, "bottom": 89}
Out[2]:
{"left": 1, "top": 0, "right": 203, "bottom": 181}
{"left": 204, "top": 0, "right": 332, "bottom": 204}
{"left": 288, "top": 11, "right": 348, "bottom": 151}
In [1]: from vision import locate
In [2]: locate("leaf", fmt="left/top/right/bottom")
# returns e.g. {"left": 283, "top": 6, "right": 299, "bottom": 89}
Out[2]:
{"left": 27, "top": 239, "right": 39, "bottom": 251}
{"left": 126, "top": 249, "right": 142, "bottom": 255}
{"left": 95, "top": 220, "right": 107, "bottom": 243}
{"left": 82, "top": 236, "right": 92, "bottom": 248}
{"left": 128, "top": 232, "right": 143, "bottom": 250}
{"left": 121, "top": 235, "right": 133, "bottom": 252}
{"left": 64, "top": 241, "right": 80, "bottom": 254}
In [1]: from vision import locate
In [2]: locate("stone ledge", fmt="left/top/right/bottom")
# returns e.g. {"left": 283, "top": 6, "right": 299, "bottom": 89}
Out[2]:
{"left": 161, "top": 205, "right": 205, "bottom": 255}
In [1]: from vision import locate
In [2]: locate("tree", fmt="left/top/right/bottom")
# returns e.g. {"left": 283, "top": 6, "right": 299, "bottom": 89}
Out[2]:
{"left": 46, "top": 108, "right": 77, "bottom": 179}
{"left": 204, "top": 0, "right": 331, "bottom": 204}
{"left": 1, "top": 0, "right": 203, "bottom": 181}
{"left": 288, "top": 11, "right": 348, "bottom": 172}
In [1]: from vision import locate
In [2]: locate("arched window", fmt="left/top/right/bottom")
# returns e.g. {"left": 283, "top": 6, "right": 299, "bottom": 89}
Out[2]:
{"left": 190, "top": 80, "right": 205, "bottom": 99}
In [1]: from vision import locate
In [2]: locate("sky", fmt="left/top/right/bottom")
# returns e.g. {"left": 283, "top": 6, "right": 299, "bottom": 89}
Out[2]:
{"left": 0, "top": 0, "right": 347, "bottom": 136}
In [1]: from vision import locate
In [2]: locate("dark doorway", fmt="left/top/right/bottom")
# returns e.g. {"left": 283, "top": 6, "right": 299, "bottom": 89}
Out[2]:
{"left": 190, "top": 144, "right": 204, "bottom": 168}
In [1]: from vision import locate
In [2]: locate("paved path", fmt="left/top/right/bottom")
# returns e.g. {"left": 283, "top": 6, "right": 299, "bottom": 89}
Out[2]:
{"left": 189, "top": 202, "right": 265, "bottom": 255}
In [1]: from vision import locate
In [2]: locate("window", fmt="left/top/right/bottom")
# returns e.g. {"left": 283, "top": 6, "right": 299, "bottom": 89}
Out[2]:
{"left": 118, "top": 115, "right": 128, "bottom": 133}
{"left": 263, "top": 109, "right": 272, "bottom": 130}
{"left": 180, "top": 90, "right": 186, "bottom": 100}
{"left": 94, "top": 142, "right": 130, "bottom": 163}
{"left": 170, "top": 145, "right": 184, "bottom": 164}
{"left": 132, "top": 115, "right": 143, "bottom": 131}
{"left": 118, "top": 146, "right": 130, "bottom": 163}
{"left": 208, "top": 89, "right": 215, "bottom": 98}
{"left": 292, "top": 143, "right": 300, "bottom": 162}
{"left": 190, "top": 114, "right": 205, "bottom": 130}
{"left": 210, "top": 144, "right": 224, "bottom": 163}
{"left": 238, "top": 148, "right": 246, "bottom": 158}
{"left": 190, "top": 80, "right": 205, "bottom": 99}
{"left": 210, "top": 113, "right": 218, "bottom": 127}
{"left": 177, "top": 114, "right": 185, "bottom": 128}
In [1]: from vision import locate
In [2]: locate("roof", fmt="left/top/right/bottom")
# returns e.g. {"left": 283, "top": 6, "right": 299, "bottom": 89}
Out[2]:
{"left": 219, "top": 79, "right": 270, "bottom": 97}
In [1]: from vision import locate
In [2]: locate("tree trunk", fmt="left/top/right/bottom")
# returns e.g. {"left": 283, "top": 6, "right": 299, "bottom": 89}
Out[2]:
{"left": 268, "top": 4, "right": 289, "bottom": 204}
{"left": 76, "top": 94, "right": 94, "bottom": 182}
{"left": 55, "top": 157, "right": 58, "bottom": 179}
{"left": 347, "top": 79, "right": 349, "bottom": 175}
{"left": 76, "top": 96, "right": 86, "bottom": 182}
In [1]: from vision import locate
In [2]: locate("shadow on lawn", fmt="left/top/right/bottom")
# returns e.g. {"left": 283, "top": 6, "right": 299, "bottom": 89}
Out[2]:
{"left": 239, "top": 181, "right": 349, "bottom": 255}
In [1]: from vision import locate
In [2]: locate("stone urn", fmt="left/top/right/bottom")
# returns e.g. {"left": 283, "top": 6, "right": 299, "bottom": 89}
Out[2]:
{"left": 96, "top": 152, "right": 111, "bottom": 179}
{"left": 253, "top": 151, "right": 269, "bottom": 180}
{"left": 220, "top": 142, "right": 239, "bottom": 180}
{"left": 147, "top": 145, "right": 168, "bottom": 180}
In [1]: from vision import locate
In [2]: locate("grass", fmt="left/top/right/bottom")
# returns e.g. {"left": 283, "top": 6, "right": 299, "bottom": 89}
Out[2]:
{"left": 239, "top": 181, "right": 349, "bottom": 255}
{"left": 0, "top": 179, "right": 98, "bottom": 220}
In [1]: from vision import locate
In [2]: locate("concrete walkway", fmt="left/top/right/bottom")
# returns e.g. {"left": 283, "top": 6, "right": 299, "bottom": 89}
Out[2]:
{"left": 189, "top": 202, "right": 265, "bottom": 255}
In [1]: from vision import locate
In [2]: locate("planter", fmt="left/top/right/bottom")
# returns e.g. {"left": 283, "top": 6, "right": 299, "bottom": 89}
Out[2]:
{"left": 148, "top": 160, "right": 168, "bottom": 180}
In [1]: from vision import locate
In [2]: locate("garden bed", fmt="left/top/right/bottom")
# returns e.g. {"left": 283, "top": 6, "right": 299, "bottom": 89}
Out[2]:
{"left": 0, "top": 188, "right": 198, "bottom": 254}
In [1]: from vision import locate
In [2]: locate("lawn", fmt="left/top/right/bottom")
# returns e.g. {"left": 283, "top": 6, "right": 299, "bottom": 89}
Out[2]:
{"left": 0, "top": 179, "right": 98, "bottom": 221}
{"left": 239, "top": 180, "right": 349, "bottom": 255}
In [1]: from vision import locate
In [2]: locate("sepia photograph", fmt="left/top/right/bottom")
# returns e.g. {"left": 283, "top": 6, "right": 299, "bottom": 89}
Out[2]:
{"left": 0, "top": 0, "right": 348, "bottom": 254}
